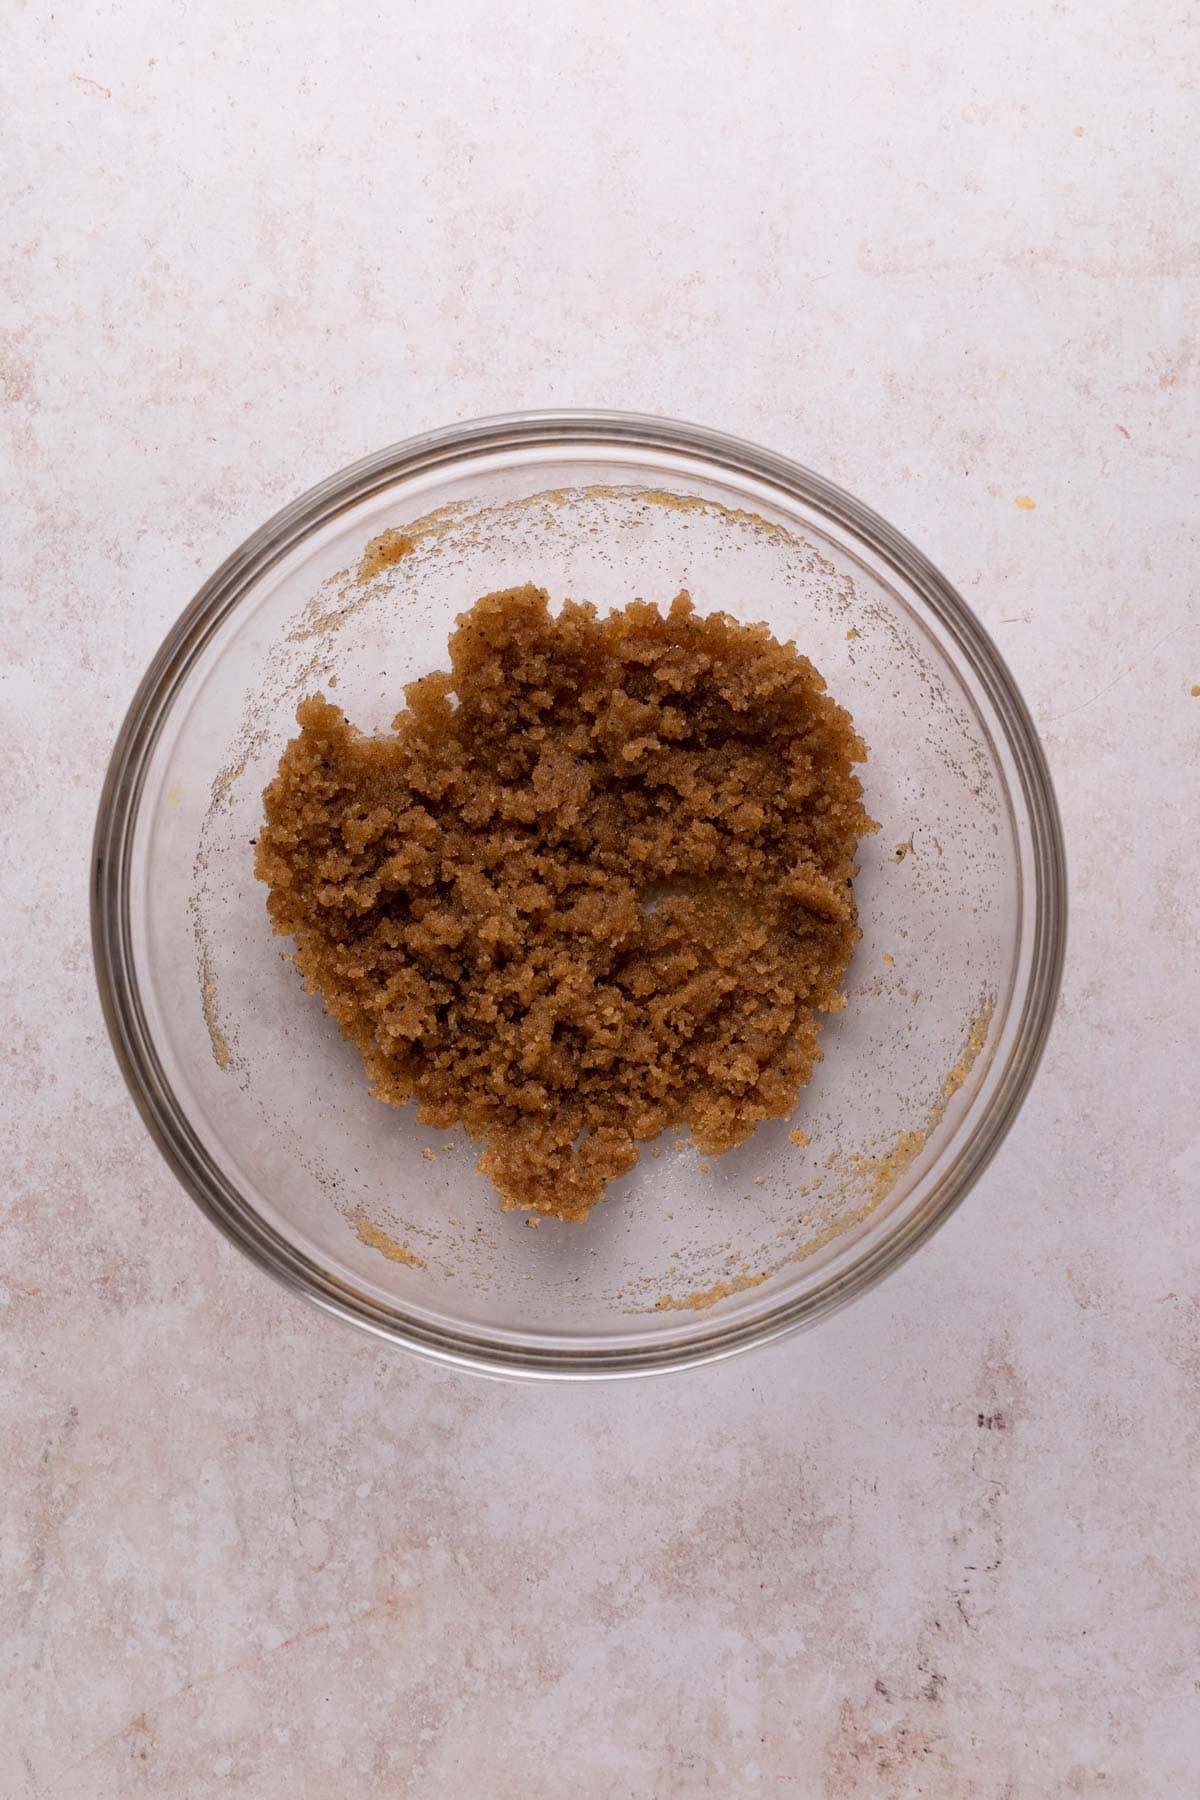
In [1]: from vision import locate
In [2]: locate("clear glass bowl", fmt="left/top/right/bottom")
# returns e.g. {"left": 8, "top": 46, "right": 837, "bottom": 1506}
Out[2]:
{"left": 92, "top": 412, "right": 1065, "bottom": 1378}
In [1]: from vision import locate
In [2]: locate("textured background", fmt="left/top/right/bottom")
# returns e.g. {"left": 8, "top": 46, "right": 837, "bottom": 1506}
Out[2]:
{"left": 3, "top": 3, "right": 1198, "bottom": 1795}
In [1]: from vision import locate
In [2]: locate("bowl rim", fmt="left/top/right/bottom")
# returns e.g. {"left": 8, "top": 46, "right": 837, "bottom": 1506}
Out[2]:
{"left": 91, "top": 408, "right": 1067, "bottom": 1379}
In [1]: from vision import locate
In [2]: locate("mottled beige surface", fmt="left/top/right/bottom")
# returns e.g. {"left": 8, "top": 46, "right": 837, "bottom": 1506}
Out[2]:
{"left": 2, "top": 4, "right": 1198, "bottom": 1796}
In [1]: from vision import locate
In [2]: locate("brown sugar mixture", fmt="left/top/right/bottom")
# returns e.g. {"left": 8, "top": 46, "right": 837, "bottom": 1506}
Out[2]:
{"left": 256, "top": 587, "right": 872, "bottom": 1221}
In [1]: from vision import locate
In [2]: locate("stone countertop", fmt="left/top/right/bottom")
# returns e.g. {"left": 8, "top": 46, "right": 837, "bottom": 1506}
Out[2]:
{"left": 3, "top": 4, "right": 1197, "bottom": 1795}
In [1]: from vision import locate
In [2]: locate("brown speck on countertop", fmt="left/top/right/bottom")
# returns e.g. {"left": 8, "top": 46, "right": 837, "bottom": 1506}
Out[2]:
{"left": 788, "top": 1128, "right": 808, "bottom": 1147}
{"left": 882, "top": 952, "right": 894, "bottom": 965}
{"left": 71, "top": 72, "right": 112, "bottom": 98}
{"left": 1014, "top": 494, "right": 1037, "bottom": 510}
{"left": 894, "top": 839, "right": 914, "bottom": 862}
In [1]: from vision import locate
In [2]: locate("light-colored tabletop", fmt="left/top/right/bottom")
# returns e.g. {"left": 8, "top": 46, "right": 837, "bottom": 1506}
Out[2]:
{"left": 4, "top": 4, "right": 1197, "bottom": 1795}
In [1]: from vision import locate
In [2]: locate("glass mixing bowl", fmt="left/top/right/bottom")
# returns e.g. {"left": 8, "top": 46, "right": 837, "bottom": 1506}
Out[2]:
{"left": 92, "top": 412, "right": 1065, "bottom": 1378}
